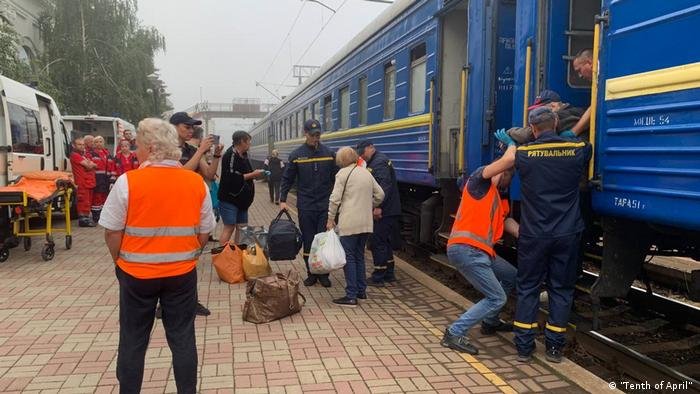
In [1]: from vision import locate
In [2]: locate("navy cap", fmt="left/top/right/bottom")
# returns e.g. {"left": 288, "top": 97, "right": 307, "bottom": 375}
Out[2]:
{"left": 528, "top": 89, "right": 561, "bottom": 110}
{"left": 169, "top": 112, "right": 202, "bottom": 126}
{"left": 356, "top": 140, "right": 374, "bottom": 154}
{"left": 528, "top": 106, "right": 557, "bottom": 125}
{"left": 303, "top": 119, "right": 322, "bottom": 134}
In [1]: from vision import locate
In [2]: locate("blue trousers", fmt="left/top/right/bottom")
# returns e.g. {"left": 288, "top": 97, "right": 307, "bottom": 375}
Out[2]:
{"left": 514, "top": 233, "right": 581, "bottom": 355}
{"left": 340, "top": 233, "right": 370, "bottom": 299}
{"left": 298, "top": 209, "right": 329, "bottom": 279}
{"left": 446, "top": 244, "right": 516, "bottom": 336}
{"left": 369, "top": 215, "right": 399, "bottom": 281}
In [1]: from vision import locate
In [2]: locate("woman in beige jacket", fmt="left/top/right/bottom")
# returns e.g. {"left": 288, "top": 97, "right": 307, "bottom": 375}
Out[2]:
{"left": 327, "top": 147, "right": 385, "bottom": 307}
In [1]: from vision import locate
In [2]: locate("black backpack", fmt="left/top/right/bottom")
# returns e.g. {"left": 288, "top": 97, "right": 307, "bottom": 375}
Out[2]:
{"left": 267, "top": 210, "right": 303, "bottom": 261}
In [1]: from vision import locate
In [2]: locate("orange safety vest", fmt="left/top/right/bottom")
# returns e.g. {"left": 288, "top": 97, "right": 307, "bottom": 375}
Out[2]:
{"left": 448, "top": 181, "right": 509, "bottom": 257}
{"left": 117, "top": 166, "right": 207, "bottom": 279}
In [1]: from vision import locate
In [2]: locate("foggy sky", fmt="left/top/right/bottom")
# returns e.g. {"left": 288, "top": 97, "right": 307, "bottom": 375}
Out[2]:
{"left": 136, "top": 0, "right": 391, "bottom": 123}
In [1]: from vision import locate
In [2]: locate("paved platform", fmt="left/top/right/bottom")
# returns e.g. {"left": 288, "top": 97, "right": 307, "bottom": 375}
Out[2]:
{"left": 0, "top": 184, "right": 604, "bottom": 393}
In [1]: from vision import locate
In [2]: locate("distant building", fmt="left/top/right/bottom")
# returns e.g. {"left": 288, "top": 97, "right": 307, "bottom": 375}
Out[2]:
{"left": 0, "top": 0, "right": 51, "bottom": 66}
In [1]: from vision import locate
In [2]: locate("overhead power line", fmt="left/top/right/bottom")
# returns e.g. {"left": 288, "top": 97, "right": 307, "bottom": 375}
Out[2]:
{"left": 276, "top": 0, "right": 350, "bottom": 94}
{"left": 260, "top": 1, "right": 307, "bottom": 83}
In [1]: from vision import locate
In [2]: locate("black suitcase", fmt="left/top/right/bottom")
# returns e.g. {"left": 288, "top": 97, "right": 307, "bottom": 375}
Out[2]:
{"left": 267, "top": 210, "right": 303, "bottom": 261}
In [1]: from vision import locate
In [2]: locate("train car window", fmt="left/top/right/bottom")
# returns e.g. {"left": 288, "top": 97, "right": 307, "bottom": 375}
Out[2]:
{"left": 410, "top": 43, "right": 427, "bottom": 113}
{"left": 323, "top": 95, "right": 332, "bottom": 131}
{"left": 296, "top": 111, "right": 302, "bottom": 137}
{"left": 278, "top": 121, "right": 283, "bottom": 141}
{"left": 384, "top": 61, "right": 396, "bottom": 120}
{"left": 358, "top": 76, "right": 368, "bottom": 126}
{"left": 567, "top": 0, "right": 597, "bottom": 88}
{"left": 8, "top": 103, "right": 44, "bottom": 155}
{"left": 339, "top": 86, "right": 350, "bottom": 130}
{"left": 289, "top": 115, "right": 294, "bottom": 139}
{"left": 303, "top": 107, "right": 309, "bottom": 124}
{"left": 312, "top": 101, "right": 320, "bottom": 121}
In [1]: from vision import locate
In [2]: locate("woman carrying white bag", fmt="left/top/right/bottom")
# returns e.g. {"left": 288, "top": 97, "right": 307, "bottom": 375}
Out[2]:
{"left": 326, "top": 147, "right": 385, "bottom": 307}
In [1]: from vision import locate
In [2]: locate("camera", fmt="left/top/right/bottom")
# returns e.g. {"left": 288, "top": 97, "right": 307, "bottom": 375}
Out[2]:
{"left": 211, "top": 134, "right": 220, "bottom": 145}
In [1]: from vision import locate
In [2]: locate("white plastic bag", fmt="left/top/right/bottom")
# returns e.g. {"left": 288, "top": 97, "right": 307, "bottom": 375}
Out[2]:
{"left": 308, "top": 230, "right": 346, "bottom": 274}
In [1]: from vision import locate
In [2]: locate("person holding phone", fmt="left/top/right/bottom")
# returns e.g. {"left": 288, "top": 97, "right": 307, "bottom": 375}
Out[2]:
{"left": 218, "top": 130, "right": 265, "bottom": 245}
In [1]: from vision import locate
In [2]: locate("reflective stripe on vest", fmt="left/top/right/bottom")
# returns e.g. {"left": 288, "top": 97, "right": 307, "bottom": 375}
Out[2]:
{"left": 124, "top": 226, "right": 199, "bottom": 237}
{"left": 450, "top": 193, "right": 501, "bottom": 248}
{"left": 117, "top": 166, "right": 206, "bottom": 279}
{"left": 119, "top": 249, "right": 202, "bottom": 263}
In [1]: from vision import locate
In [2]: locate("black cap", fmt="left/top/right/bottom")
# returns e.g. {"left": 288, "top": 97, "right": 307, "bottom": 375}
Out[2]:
{"left": 303, "top": 119, "right": 322, "bottom": 134}
{"left": 169, "top": 112, "right": 202, "bottom": 126}
{"left": 356, "top": 140, "right": 374, "bottom": 154}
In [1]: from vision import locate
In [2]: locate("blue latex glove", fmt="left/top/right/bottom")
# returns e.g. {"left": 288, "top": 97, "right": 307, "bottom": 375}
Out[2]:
{"left": 494, "top": 128, "right": 515, "bottom": 146}
{"left": 560, "top": 130, "right": 577, "bottom": 139}
{"left": 263, "top": 170, "right": 271, "bottom": 177}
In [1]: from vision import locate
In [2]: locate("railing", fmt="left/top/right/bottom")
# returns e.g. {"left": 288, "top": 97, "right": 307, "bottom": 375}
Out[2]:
{"left": 183, "top": 99, "right": 277, "bottom": 116}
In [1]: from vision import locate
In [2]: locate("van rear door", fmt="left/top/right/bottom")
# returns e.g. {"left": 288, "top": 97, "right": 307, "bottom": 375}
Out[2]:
{"left": 2, "top": 78, "right": 46, "bottom": 180}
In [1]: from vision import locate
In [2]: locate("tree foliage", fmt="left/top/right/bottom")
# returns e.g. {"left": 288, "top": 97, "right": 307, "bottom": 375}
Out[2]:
{"left": 41, "top": 0, "right": 170, "bottom": 121}
{"left": 0, "top": 22, "right": 61, "bottom": 102}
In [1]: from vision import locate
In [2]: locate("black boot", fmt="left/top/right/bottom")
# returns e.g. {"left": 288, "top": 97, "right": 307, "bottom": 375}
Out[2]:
{"left": 304, "top": 275, "right": 318, "bottom": 287}
{"left": 91, "top": 209, "right": 101, "bottom": 223}
{"left": 480, "top": 320, "right": 513, "bottom": 335}
{"left": 385, "top": 261, "right": 397, "bottom": 283}
{"left": 440, "top": 329, "right": 478, "bottom": 355}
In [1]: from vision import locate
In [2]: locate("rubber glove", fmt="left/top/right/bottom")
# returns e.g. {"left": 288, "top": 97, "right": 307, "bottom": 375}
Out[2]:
{"left": 494, "top": 128, "right": 516, "bottom": 146}
{"left": 560, "top": 130, "right": 577, "bottom": 139}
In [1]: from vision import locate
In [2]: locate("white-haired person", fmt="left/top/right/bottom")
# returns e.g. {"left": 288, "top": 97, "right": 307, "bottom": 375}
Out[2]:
{"left": 327, "top": 147, "right": 384, "bottom": 307}
{"left": 99, "top": 118, "right": 215, "bottom": 394}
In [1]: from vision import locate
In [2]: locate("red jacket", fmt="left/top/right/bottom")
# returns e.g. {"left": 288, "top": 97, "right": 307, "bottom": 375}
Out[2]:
{"left": 114, "top": 152, "right": 139, "bottom": 177}
{"left": 70, "top": 151, "right": 96, "bottom": 189}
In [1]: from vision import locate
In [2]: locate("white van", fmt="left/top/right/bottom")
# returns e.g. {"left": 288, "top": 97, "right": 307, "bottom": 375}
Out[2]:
{"left": 63, "top": 115, "right": 135, "bottom": 156}
{"left": 0, "top": 75, "right": 70, "bottom": 186}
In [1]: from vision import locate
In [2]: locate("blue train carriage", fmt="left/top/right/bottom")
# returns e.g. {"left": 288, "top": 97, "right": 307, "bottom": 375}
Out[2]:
{"left": 512, "top": 0, "right": 700, "bottom": 300}
{"left": 588, "top": 0, "right": 700, "bottom": 300}
{"left": 247, "top": 0, "right": 517, "bottom": 246}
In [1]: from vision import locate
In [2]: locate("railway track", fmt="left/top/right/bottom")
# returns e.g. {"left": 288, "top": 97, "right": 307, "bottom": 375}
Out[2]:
{"left": 399, "top": 243, "right": 700, "bottom": 393}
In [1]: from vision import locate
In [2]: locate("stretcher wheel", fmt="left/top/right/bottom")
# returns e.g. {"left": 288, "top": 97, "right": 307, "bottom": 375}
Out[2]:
{"left": 0, "top": 249, "right": 8, "bottom": 262}
{"left": 23, "top": 237, "right": 31, "bottom": 251}
{"left": 65, "top": 236, "right": 72, "bottom": 250}
{"left": 41, "top": 245, "right": 55, "bottom": 261}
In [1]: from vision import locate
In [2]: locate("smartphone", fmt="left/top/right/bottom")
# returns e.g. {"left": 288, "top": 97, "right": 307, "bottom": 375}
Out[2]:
{"left": 211, "top": 134, "right": 220, "bottom": 145}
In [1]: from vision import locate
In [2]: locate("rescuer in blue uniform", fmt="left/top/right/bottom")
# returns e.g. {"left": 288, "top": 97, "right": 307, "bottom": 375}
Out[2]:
{"left": 280, "top": 119, "right": 338, "bottom": 287}
{"left": 494, "top": 106, "right": 592, "bottom": 363}
{"left": 356, "top": 140, "right": 402, "bottom": 286}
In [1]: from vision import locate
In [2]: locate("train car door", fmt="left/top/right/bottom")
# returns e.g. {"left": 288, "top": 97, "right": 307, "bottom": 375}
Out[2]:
{"left": 436, "top": 0, "right": 468, "bottom": 179}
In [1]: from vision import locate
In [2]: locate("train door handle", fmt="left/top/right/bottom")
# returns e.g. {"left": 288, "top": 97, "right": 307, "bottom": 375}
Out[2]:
{"left": 45, "top": 138, "right": 52, "bottom": 156}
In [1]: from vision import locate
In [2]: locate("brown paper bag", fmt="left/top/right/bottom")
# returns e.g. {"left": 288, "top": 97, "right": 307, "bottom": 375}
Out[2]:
{"left": 242, "top": 242, "right": 272, "bottom": 280}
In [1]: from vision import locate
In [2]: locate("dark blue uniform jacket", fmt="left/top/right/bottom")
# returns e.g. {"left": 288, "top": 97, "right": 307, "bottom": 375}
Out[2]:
{"left": 366, "top": 151, "right": 401, "bottom": 217}
{"left": 280, "top": 142, "right": 337, "bottom": 212}
{"left": 515, "top": 131, "right": 592, "bottom": 238}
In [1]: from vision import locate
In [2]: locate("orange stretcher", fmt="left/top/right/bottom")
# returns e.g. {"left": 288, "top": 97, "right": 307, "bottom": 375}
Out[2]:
{"left": 0, "top": 171, "right": 75, "bottom": 262}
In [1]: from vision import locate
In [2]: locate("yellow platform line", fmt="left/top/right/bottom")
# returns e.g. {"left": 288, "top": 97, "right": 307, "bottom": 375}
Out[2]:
{"left": 381, "top": 288, "right": 516, "bottom": 394}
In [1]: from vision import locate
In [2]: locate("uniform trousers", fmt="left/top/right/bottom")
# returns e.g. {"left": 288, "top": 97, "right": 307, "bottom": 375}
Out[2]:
{"left": 369, "top": 215, "right": 399, "bottom": 282}
{"left": 298, "top": 209, "right": 330, "bottom": 280}
{"left": 268, "top": 180, "right": 281, "bottom": 203}
{"left": 513, "top": 233, "right": 581, "bottom": 355}
{"left": 116, "top": 266, "right": 197, "bottom": 394}
{"left": 76, "top": 186, "right": 93, "bottom": 217}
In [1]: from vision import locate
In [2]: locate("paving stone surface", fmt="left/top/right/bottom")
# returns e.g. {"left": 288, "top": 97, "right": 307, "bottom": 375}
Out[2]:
{"left": 0, "top": 183, "right": 589, "bottom": 393}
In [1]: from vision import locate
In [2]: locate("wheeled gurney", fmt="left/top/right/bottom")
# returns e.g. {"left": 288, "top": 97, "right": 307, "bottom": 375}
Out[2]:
{"left": 0, "top": 171, "right": 75, "bottom": 262}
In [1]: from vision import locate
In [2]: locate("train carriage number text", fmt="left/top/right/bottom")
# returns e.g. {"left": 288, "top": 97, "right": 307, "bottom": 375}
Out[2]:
{"left": 613, "top": 197, "right": 646, "bottom": 210}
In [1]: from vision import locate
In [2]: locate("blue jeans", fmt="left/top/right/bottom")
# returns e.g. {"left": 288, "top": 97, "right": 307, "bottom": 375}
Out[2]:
{"left": 447, "top": 244, "right": 516, "bottom": 337}
{"left": 340, "top": 233, "right": 370, "bottom": 299}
